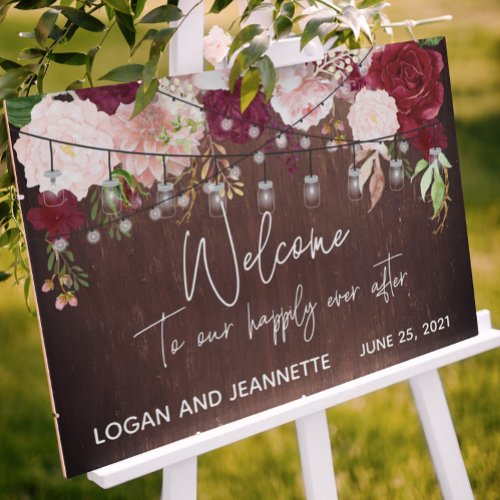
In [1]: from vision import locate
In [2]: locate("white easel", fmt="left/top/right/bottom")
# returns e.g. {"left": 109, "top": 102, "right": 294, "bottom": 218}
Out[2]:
{"left": 88, "top": 4, "right": 500, "bottom": 497}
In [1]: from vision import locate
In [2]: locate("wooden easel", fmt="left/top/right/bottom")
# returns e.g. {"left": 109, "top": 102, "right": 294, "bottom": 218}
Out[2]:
{"left": 87, "top": 3, "right": 500, "bottom": 497}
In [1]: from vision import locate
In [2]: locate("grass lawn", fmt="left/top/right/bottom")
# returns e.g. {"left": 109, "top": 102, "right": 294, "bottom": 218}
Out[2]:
{"left": 0, "top": 0, "right": 499, "bottom": 498}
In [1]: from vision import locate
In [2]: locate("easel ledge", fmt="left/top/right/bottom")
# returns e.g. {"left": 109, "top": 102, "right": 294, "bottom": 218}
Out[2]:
{"left": 88, "top": 310, "right": 498, "bottom": 499}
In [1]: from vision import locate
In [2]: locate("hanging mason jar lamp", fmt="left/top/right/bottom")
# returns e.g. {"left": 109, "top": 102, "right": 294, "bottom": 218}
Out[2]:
{"left": 42, "top": 140, "right": 66, "bottom": 208}
{"left": 157, "top": 182, "right": 176, "bottom": 218}
{"left": 304, "top": 149, "right": 320, "bottom": 208}
{"left": 389, "top": 159, "right": 404, "bottom": 191}
{"left": 257, "top": 180, "right": 275, "bottom": 214}
{"left": 304, "top": 175, "right": 320, "bottom": 208}
{"left": 101, "top": 150, "right": 122, "bottom": 215}
{"left": 390, "top": 135, "right": 404, "bottom": 191}
{"left": 348, "top": 143, "right": 363, "bottom": 201}
{"left": 208, "top": 182, "right": 226, "bottom": 218}
{"left": 429, "top": 123, "right": 443, "bottom": 172}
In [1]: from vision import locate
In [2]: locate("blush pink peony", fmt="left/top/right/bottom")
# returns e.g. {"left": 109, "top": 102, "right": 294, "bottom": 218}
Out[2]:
{"left": 203, "top": 25, "right": 232, "bottom": 67}
{"left": 347, "top": 88, "right": 399, "bottom": 151}
{"left": 270, "top": 64, "right": 335, "bottom": 131}
{"left": 112, "top": 94, "right": 205, "bottom": 188}
{"left": 14, "top": 96, "right": 116, "bottom": 200}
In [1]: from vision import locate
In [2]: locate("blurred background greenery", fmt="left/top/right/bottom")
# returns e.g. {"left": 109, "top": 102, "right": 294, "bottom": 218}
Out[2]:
{"left": 1, "top": 0, "right": 499, "bottom": 498}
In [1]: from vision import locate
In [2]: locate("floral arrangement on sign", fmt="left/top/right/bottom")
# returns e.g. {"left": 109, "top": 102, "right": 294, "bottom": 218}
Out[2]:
{"left": 0, "top": 0, "right": 452, "bottom": 311}
{"left": 6, "top": 38, "right": 454, "bottom": 310}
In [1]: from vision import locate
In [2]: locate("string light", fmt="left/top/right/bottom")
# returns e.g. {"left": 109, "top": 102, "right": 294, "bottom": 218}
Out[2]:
{"left": 248, "top": 125, "right": 260, "bottom": 139}
{"left": 399, "top": 138, "right": 409, "bottom": 154}
{"left": 42, "top": 140, "right": 65, "bottom": 207}
{"left": 390, "top": 135, "right": 404, "bottom": 191}
{"left": 86, "top": 229, "right": 101, "bottom": 244}
{"left": 119, "top": 218, "right": 132, "bottom": 234}
{"left": 348, "top": 142, "right": 363, "bottom": 201}
{"left": 53, "top": 237, "right": 68, "bottom": 252}
{"left": 275, "top": 133, "right": 287, "bottom": 149}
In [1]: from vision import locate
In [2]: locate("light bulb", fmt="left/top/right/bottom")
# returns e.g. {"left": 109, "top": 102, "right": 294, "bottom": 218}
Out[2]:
{"left": 257, "top": 180, "right": 275, "bottom": 214}
{"left": 221, "top": 117, "right": 233, "bottom": 131}
{"left": 86, "top": 229, "right": 101, "bottom": 244}
{"left": 304, "top": 175, "right": 320, "bottom": 208}
{"left": 208, "top": 183, "right": 226, "bottom": 218}
{"left": 42, "top": 169, "right": 65, "bottom": 207}
{"left": 156, "top": 182, "right": 176, "bottom": 218}
{"left": 275, "top": 134, "right": 287, "bottom": 149}
{"left": 348, "top": 168, "right": 363, "bottom": 201}
{"left": 389, "top": 159, "right": 404, "bottom": 191}
{"left": 300, "top": 136, "right": 311, "bottom": 149}
{"left": 253, "top": 151, "right": 265, "bottom": 164}
{"left": 53, "top": 237, "right": 68, "bottom": 252}
{"left": 149, "top": 207, "right": 161, "bottom": 221}
{"left": 248, "top": 125, "right": 260, "bottom": 139}
{"left": 101, "top": 179, "right": 122, "bottom": 216}
{"left": 230, "top": 166, "right": 241, "bottom": 178}
{"left": 399, "top": 140, "right": 409, "bottom": 154}
{"left": 119, "top": 218, "right": 132, "bottom": 234}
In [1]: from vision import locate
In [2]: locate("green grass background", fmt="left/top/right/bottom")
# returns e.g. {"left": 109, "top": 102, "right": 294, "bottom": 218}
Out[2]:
{"left": 0, "top": 0, "right": 499, "bottom": 498}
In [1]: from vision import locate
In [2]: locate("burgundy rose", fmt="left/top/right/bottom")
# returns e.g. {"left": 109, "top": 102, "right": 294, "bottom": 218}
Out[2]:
{"left": 365, "top": 42, "right": 444, "bottom": 131}
{"left": 27, "top": 190, "right": 84, "bottom": 241}
{"left": 409, "top": 121, "right": 448, "bottom": 153}
{"left": 202, "top": 79, "right": 271, "bottom": 144}
{"left": 75, "top": 82, "right": 139, "bottom": 115}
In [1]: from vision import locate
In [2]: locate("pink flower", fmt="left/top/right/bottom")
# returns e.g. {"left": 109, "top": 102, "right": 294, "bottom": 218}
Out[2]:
{"left": 42, "top": 279, "right": 54, "bottom": 292}
{"left": 271, "top": 64, "right": 335, "bottom": 131}
{"left": 204, "top": 26, "right": 232, "bottom": 67}
{"left": 14, "top": 96, "right": 116, "bottom": 200}
{"left": 347, "top": 88, "right": 399, "bottom": 152}
{"left": 111, "top": 94, "right": 204, "bottom": 188}
{"left": 55, "top": 292, "right": 78, "bottom": 311}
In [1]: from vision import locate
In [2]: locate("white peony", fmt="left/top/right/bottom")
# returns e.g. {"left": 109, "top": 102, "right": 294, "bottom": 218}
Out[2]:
{"left": 347, "top": 88, "right": 399, "bottom": 152}
{"left": 203, "top": 25, "right": 232, "bottom": 67}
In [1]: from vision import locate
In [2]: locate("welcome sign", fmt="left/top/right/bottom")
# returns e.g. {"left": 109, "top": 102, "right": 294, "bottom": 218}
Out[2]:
{"left": 5, "top": 37, "right": 477, "bottom": 477}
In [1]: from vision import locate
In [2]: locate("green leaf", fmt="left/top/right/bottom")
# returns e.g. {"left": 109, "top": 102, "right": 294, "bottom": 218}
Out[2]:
{"left": 112, "top": 167, "right": 136, "bottom": 188}
{"left": 274, "top": 15, "right": 293, "bottom": 39}
{"left": 0, "top": 271, "right": 11, "bottom": 282}
{"left": 132, "top": 79, "right": 158, "bottom": 118}
{"left": 420, "top": 164, "right": 433, "bottom": 201}
{"left": 0, "top": 67, "right": 33, "bottom": 92}
{"left": 24, "top": 275, "right": 31, "bottom": 306}
{"left": 36, "top": 62, "right": 46, "bottom": 94}
{"left": 419, "top": 36, "right": 443, "bottom": 47}
{"left": 411, "top": 159, "right": 428, "bottom": 181}
{"left": 431, "top": 169, "right": 445, "bottom": 215}
{"left": 131, "top": 0, "right": 146, "bottom": 18}
{"left": 35, "top": 8, "right": 58, "bottom": 46}
{"left": 149, "top": 27, "right": 175, "bottom": 59}
{"left": 85, "top": 46, "right": 99, "bottom": 86}
{"left": 47, "top": 51, "right": 87, "bottom": 65}
{"left": 115, "top": 11, "right": 135, "bottom": 48}
{"left": 301, "top": 14, "right": 336, "bottom": 50}
{"left": 140, "top": 4, "right": 183, "bottom": 23}
{"left": 229, "top": 33, "right": 270, "bottom": 90}
{"left": 99, "top": 63, "right": 143, "bottom": 82}
{"left": 240, "top": 67, "right": 260, "bottom": 113}
{"left": 0, "top": 57, "right": 21, "bottom": 71}
{"left": 48, "top": 251, "right": 54, "bottom": 271}
{"left": 57, "top": 7, "right": 106, "bottom": 32}
{"left": 103, "top": 0, "right": 130, "bottom": 14}
{"left": 281, "top": 1, "right": 294, "bottom": 18}
{"left": 19, "top": 47, "right": 46, "bottom": 59}
{"left": 228, "top": 24, "right": 263, "bottom": 60}
{"left": 130, "top": 28, "right": 157, "bottom": 57}
{"left": 209, "top": 0, "right": 232, "bottom": 14}
{"left": 438, "top": 152, "right": 452, "bottom": 169}
{"left": 143, "top": 54, "right": 159, "bottom": 87}
{"left": 5, "top": 95, "right": 42, "bottom": 128}
{"left": 0, "top": 3, "right": 9, "bottom": 23}
{"left": 255, "top": 55, "right": 276, "bottom": 102}
{"left": 15, "top": 0, "right": 56, "bottom": 10}
{"left": 66, "top": 79, "right": 84, "bottom": 90}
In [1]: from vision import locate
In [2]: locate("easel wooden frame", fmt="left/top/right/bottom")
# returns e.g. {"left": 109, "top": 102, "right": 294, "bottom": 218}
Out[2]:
{"left": 87, "top": 4, "right": 500, "bottom": 497}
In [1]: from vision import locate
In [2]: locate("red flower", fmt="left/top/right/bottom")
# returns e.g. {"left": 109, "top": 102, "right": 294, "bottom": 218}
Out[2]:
{"left": 27, "top": 190, "right": 84, "bottom": 241}
{"left": 365, "top": 42, "right": 444, "bottom": 131}
{"left": 202, "top": 79, "right": 271, "bottom": 144}
{"left": 409, "top": 121, "right": 448, "bottom": 153}
{"left": 76, "top": 82, "right": 139, "bottom": 115}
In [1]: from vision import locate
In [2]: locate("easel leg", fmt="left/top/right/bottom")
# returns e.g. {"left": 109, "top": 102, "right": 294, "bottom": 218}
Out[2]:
{"left": 295, "top": 410, "right": 338, "bottom": 500}
{"left": 161, "top": 456, "right": 197, "bottom": 500}
{"left": 409, "top": 369, "right": 474, "bottom": 500}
